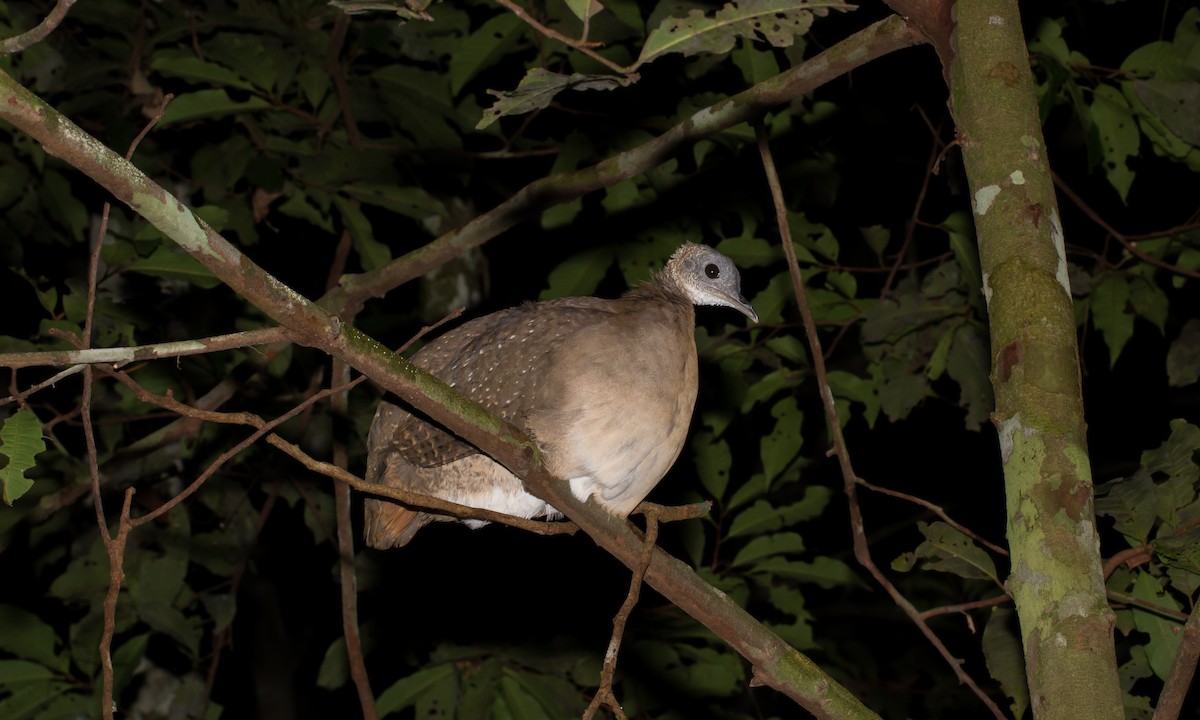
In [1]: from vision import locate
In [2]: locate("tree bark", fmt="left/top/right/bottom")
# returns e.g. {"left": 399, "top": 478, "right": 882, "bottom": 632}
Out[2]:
{"left": 947, "top": 1, "right": 1124, "bottom": 718}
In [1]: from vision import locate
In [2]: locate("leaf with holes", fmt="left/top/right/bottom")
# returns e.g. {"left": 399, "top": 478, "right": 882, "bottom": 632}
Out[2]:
{"left": 637, "top": 0, "right": 849, "bottom": 67}
{"left": 0, "top": 409, "right": 45, "bottom": 506}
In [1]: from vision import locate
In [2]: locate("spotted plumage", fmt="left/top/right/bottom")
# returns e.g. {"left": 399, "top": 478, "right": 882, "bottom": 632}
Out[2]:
{"left": 364, "top": 243, "right": 757, "bottom": 548}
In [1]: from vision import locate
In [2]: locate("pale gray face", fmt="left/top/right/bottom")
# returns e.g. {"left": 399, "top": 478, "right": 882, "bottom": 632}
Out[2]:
{"left": 669, "top": 243, "right": 759, "bottom": 322}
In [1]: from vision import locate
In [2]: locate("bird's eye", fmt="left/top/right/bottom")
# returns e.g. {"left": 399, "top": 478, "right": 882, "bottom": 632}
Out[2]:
{"left": 705, "top": 263, "right": 720, "bottom": 279}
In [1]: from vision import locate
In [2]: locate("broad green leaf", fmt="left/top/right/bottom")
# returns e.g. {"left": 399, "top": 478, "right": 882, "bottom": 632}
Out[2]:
{"left": 540, "top": 247, "right": 616, "bottom": 300}
{"left": 726, "top": 499, "right": 781, "bottom": 539}
{"left": 342, "top": 184, "right": 447, "bottom": 223}
{"left": 158, "top": 89, "right": 271, "bottom": 127}
{"left": 316, "top": 637, "right": 349, "bottom": 690}
{"left": 749, "top": 556, "right": 858, "bottom": 589}
{"left": 1091, "top": 274, "right": 1134, "bottom": 367}
{"left": 0, "top": 681, "right": 73, "bottom": 720}
{"left": 126, "top": 247, "right": 222, "bottom": 289}
{"left": 1088, "top": 84, "right": 1139, "bottom": 200}
{"left": 150, "top": 54, "right": 256, "bottom": 91}
{"left": 498, "top": 674, "right": 543, "bottom": 717}
{"left": 449, "top": 14, "right": 525, "bottom": 95}
{"left": 0, "top": 408, "right": 46, "bottom": 506}
{"left": 458, "top": 657, "right": 501, "bottom": 717}
{"left": 137, "top": 602, "right": 200, "bottom": 657}
{"left": 0, "top": 606, "right": 66, "bottom": 672}
{"left": 637, "top": 0, "right": 847, "bottom": 67}
{"left": 826, "top": 370, "right": 880, "bottom": 428}
{"left": 334, "top": 197, "right": 390, "bottom": 271}
{"left": 1130, "top": 572, "right": 1182, "bottom": 680}
{"left": 946, "top": 323, "right": 993, "bottom": 430}
{"left": 540, "top": 132, "right": 594, "bottom": 230}
{"left": 892, "top": 521, "right": 1001, "bottom": 586}
{"left": 0, "top": 659, "right": 56, "bottom": 683}
{"left": 760, "top": 396, "right": 803, "bottom": 481}
{"left": 692, "top": 432, "right": 731, "bottom": 500}
{"left": 563, "top": 0, "right": 603, "bottom": 23}
{"left": 376, "top": 663, "right": 457, "bottom": 717}
{"left": 1167, "top": 319, "right": 1200, "bottom": 387}
{"left": 42, "top": 170, "right": 87, "bottom": 241}
{"left": 1129, "top": 275, "right": 1168, "bottom": 332}
{"left": 112, "top": 633, "right": 149, "bottom": 699}
{"left": 731, "top": 532, "right": 805, "bottom": 567}
{"left": 716, "top": 236, "right": 777, "bottom": 269}
{"left": 277, "top": 191, "right": 334, "bottom": 233}
{"left": 204, "top": 33, "right": 280, "bottom": 90}
{"left": 1095, "top": 469, "right": 1158, "bottom": 545}
{"left": 477, "top": 68, "right": 630, "bottom": 129}
{"left": 982, "top": 608, "right": 1029, "bottom": 720}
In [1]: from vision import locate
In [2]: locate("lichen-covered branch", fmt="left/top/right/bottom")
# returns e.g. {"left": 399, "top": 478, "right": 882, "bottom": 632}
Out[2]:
{"left": 0, "top": 51, "right": 893, "bottom": 717}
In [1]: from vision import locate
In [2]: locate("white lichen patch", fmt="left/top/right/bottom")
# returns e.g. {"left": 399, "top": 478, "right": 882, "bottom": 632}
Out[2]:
{"left": 1009, "top": 170, "right": 1025, "bottom": 185}
{"left": 982, "top": 272, "right": 993, "bottom": 307}
{"left": 1050, "top": 209, "right": 1071, "bottom": 297}
{"left": 973, "top": 184, "right": 1001, "bottom": 215}
{"left": 988, "top": 15, "right": 1005, "bottom": 25}
{"left": 1053, "top": 632, "right": 1067, "bottom": 647}
{"left": 998, "top": 413, "right": 1035, "bottom": 464}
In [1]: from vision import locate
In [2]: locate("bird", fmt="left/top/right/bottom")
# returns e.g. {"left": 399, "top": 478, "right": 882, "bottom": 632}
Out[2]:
{"left": 363, "top": 242, "right": 758, "bottom": 549}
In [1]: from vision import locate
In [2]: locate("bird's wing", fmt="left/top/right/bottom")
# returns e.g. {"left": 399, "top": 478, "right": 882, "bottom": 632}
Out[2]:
{"left": 374, "top": 299, "right": 619, "bottom": 469}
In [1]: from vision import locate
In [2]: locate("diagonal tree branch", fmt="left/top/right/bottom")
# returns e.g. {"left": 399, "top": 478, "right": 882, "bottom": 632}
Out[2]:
{"left": 323, "top": 15, "right": 924, "bottom": 315}
{"left": 0, "top": 16, "right": 926, "bottom": 715}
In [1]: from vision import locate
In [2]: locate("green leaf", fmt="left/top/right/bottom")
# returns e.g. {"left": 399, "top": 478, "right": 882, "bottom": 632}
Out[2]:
{"left": 1166, "top": 319, "right": 1200, "bottom": 387}
{"left": 112, "top": 633, "right": 149, "bottom": 699}
{"left": 982, "top": 607, "right": 1029, "bottom": 720}
{"left": 0, "top": 408, "right": 46, "bottom": 506}
{"left": 946, "top": 323, "right": 993, "bottom": 430}
{"left": 0, "top": 606, "right": 67, "bottom": 673}
{"left": 477, "top": 68, "right": 630, "bottom": 130}
{"left": 449, "top": 14, "right": 525, "bottom": 96}
{"left": 563, "top": 0, "right": 603, "bottom": 22}
{"left": 731, "top": 532, "right": 805, "bottom": 567}
{"left": 760, "top": 396, "right": 803, "bottom": 481}
{"left": 0, "top": 659, "right": 57, "bottom": 684}
{"left": 158, "top": 89, "right": 271, "bottom": 127}
{"left": 892, "top": 521, "right": 1001, "bottom": 586}
{"left": 638, "top": 0, "right": 847, "bottom": 67}
{"left": 126, "top": 246, "right": 222, "bottom": 289}
{"left": 727, "top": 488, "right": 831, "bottom": 539}
{"left": 826, "top": 370, "right": 880, "bottom": 428}
{"left": 342, "top": 184, "right": 447, "bottom": 223}
{"left": 376, "top": 663, "right": 457, "bottom": 717}
{"left": 716, "top": 236, "right": 778, "bottom": 268}
{"left": 692, "top": 432, "right": 731, "bottom": 500}
{"left": 1130, "top": 572, "right": 1182, "bottom": 680}
{"left": 539, "top": 247, "right": 616, "bottom": 300}
{"left": 316, "top": 637, "right": 349, "bottom": 690}
{"left": 1091, "top": 274, "right": 1134, "bottom": 367}
{"left": 150, "top": 53, "right": 256, "bottom": 91}
{"left": 334, "top": 197, "right": 390, "bottom": 271}
{"left": 1094, "top": 469, "right": 1158, "bottom": 545}
{"left": 1129, "top": 275, "right": 1168, "bottom": 333}
{"left": 749, "top": 556, "right": 858, "bottom": 589}
{"left": 0, "top": 681, "right": 73, "bottom": 720}
{"left": 1088, "top": 84, "right": 1139, "bottom": 200}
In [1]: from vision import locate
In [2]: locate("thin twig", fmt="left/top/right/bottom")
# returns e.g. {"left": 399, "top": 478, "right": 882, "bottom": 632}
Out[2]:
{"left": 0, "top": 327, "right": 289, "bottom": 369}
{"left": 0, "top": 0, "right": 76, "bottom": 55}
{"left": 0, "top": 365, "right": 85, "bottom": 406}
{"left": 493, "top": 0, "right": 631, "bottom": 77}
{"left": 919, "top": 594, "right": 1010, "bottom": 621}
{"left": 1052, "top": 171, "right": 1200, "bottom": 279}
{"left": 584, "top": 508, "right": 661, "bottom": 720}
{"left": 98, "top": 488, "right": 135, "bottom": 720}
{"left": 333, "top": 357, "right": 378, "bottom": 720}
{"left": 857, "top": 478, "right": 1008, "bottom": 556}
{"left": 1101, "top": 544, "right": 1153, "bottom": 580}
{"left": 755, "top": 123, "right": 1006, "bottom": 719}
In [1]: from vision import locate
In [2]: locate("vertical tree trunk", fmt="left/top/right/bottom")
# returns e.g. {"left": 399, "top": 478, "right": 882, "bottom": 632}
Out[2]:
{"left": 948, "top": 1, "right": 1123, "bottom": 717}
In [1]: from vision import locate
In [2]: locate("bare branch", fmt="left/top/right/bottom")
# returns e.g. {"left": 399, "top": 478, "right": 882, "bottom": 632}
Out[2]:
{"left": 0, "top": 0, "right": 77, "bottom": 56}
{"left": 0, "top": 327, "right": 289, "bottom": 369}
{"left": 754, "top": 122, "right": 1006, "bottom": 719}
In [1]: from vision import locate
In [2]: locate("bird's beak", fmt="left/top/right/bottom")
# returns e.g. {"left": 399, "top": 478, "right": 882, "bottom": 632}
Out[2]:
{"left": 729, "top": 292, "right": 758, "bottom": 323}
